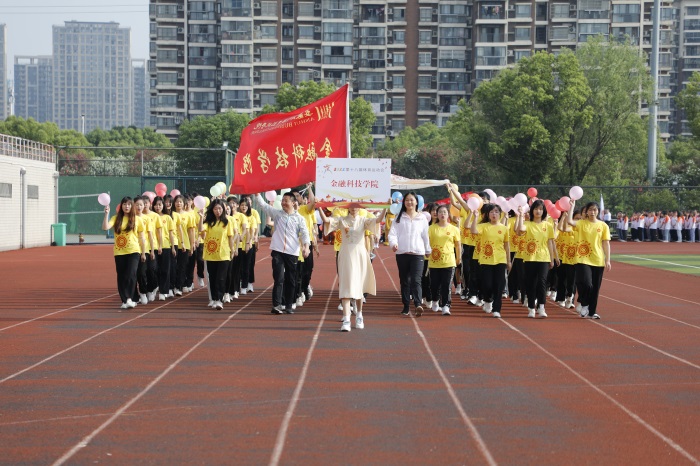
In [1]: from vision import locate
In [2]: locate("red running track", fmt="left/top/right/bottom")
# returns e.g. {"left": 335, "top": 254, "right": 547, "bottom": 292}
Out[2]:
{"left": 0, "top": 240, "right": 699, "bottom": 465}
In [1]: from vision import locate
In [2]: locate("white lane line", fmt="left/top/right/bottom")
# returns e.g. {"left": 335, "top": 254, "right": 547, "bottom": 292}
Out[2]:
{"left": 52, "top": 284, "right": 272, "bottom": 466}
{"left": 0, "top": 294, "right": 119, "bottom": 332}
{"left": 617, "top": 255, "right": 700, "bottom": 270}
{"left": 603, "top": 278, "right": 700, "bottom": 307}
{"left": 599, "top": 295, "right": 700, "bottom": 331}
{"left": 499, "top": 319, "right": 700, "bottom": 465}
{"left": 378, "top": 253, "right": 498, "bottom": 466}
{"left": 268, "top": 277, "right": 335, "bottom": 466}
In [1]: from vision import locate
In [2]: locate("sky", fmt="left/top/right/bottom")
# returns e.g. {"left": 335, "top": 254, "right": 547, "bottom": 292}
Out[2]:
{"left": 2, "top": 0, "right": 150, "bottom": 79}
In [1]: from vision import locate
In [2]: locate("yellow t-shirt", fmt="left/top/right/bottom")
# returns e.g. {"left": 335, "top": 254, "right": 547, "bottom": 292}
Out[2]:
{"left": 508, "top": 216, "right": 519, "bottom": 252}
{"left": 159, "top": 214, "right": 177, "bottom": 248}
{"left": 144, "top": 211, "right": 161, "bottom": 249}
{"left": 557, "top": 230, "right": 578, "bottom": 265}
{"left": 459, "top": 207, "right": 476, "bottom": 246}
{"left": 234, "top": 212, "right": 249, "bottom": 249}
{"left": 108, "top": 215, "right": 145, "bottom": 256}
{"left": 250, "top": 208, "right": 261, "bottom": 242}
{"left": 136, "top": 214, "right": 154, "bottom": 252}
{"left": 172, "top": 212, "right": 191, "bottom": 250}
{"left": 428, "top": 223, "right": 460, "bottom": 268}
{"left": 573, "top": 219, "right": 610, "bottom": 267}
{"left": 521, "top": 221, "right": 555, "bottom": 263}
{"left": 298, "top": 205, "right": 316, "bottom": 244}
{"left": 384, "top": 212, "right": 395, "bottom": 241}
{"left": 202, "top": 220, "right": 235, "bottom": 261}
{"left": 476, "top": 222, "right": 510, "bottom": 265}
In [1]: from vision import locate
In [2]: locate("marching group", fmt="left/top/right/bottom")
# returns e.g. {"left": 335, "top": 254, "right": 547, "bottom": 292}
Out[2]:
{"left": 103, "top": 182, "right": 612, "bottom": 331}
{"left": 615, "top": 211, "right": 699, "bottom": 243}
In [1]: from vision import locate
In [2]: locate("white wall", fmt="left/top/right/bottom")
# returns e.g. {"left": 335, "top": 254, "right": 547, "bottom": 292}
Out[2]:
{"left": 0, "top": 154, "right": 57, "bottom": 251}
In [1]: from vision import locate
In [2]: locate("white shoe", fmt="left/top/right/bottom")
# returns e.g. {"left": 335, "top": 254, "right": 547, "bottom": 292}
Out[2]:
{"left": 233, "top": 292, "right": 239, "bottom": 299}
{"left": 512, "top": 298, "right": 520, "bottom": 304}
{"left": 502, "top": 292, "right": 508, "bottom": 298}
{"left": 527, "top": 308, "right": 535, "bottom": 318}
{"left": 576, "top": 303, "right": 582, "bottom": 314}
{"left": 567, "top": 296, "right": 575, "bottom": 309}
{"left": 198, "top": 278, "right": 205, "bottom": 287}
{"left": 140, "top": 293, "right": 149, "bottom": 305}
{"left": 579, "top": 305, "right": 589, "bottom": 318}
{"left": 215, "top": 301, "right": 223, "bottom": 310}
{"left": 455, "top": 284, "right": 462, "bottom": 295}
{"left": 442, "top": 306, "right": 451, "bottom": 315}
{"left": 546, "top": 291, "right": 552, "bottom": 297}
{"left": 362, "top": 296, "right": 366, "bottom": 304}
{"left": 120, "top": 303, "right": 128, "bottom": 309}
{"left": 126, "top": 299, "right": 137, "bottom": 309}
{"left": 468, "top": 295, "right": 478, "bottom": 305}
{"left": 307, "top": 285, "right": 313, "bottom": 298}
{"left": 168, "top": 290, "right": 174, "bottom": 298}
{"left": 147, "top": 291, "right": 156, "bottom": 302}
{"left": 300, "top": 294, "right": 306, "bottom": 303}
{"left": 476, "top": 299, "right": 484, "bottom": 307}
{"left": 174, "top": 289, "right": 182, "bottom": 296}
{"left": 291, "top": 303, "right": 297, "bottom": 310}
{"left": 557, "top": 301, "right": 566, "bottom": 308}
{"left": 338, "top": 303, "right": 343, "bottom": 311}
{"left": 483, "top": 301, "right": 493, "bottom": 313}
{"left": 537, "top": 305, "right": 548, "bottom": 318}
{"left": 222, "top": 293, "right": 231, "bottom": 303}
{"left": 248, "top": 283, "right": 254, "bottom": 292}
{"left": 431, "top": 301, "right": 440, "bottom": 312}
{"left": 158, "top": 293, "right": 166, "bottom": 301}
{"left": 340, "top": 320, "right": 351, "bottom": 332}
{"left": 493, "top": 312, "right": 501, "bottom": 318}
{"left": 240, "top": 288, "right": 247, "bottom": 295}
{"left": 296, "top": 297, "right": 304, "bottom": 307}
{"left": 208, "top": 300, "right": 215, "bottom": 308}
{"left": 355, "top": 314, "right": 365, "bottom": 329}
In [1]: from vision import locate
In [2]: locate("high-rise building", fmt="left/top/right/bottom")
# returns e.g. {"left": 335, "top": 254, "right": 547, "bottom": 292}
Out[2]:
{"left": 677, "top": 1, "right": 700, "bottom": 137}
{"left": 14, "top": 56, "right": 53, "bottom": 123}
{"left": 132, "top": 59, "right": 150, "bottom": 128}
{"left": 0, "top": 24, "right": 7, "bottom": 120}
{"left": 148, "top": 0, "right": 683, "bottom": 143}
{"left": 52, "top": 21, "right": 132, "bottom": 133}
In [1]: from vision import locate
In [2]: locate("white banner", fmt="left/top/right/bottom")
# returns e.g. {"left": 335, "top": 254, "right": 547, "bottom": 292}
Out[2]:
{"left": 390, "top": 174, "right": 450, "bottom": 190}
{"left": 315, "top": 158, "right": 392, "bottom": 208}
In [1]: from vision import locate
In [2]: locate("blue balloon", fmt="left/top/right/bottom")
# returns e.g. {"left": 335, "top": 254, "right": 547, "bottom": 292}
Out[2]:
{"left": 390, "top": 203, "right": 401, "bottom": 215}
{"left": 391, "top": 191, "right": 403, "bottom": 202}
{"left": 416, "top": 195, "right": 425, "bottom": 211}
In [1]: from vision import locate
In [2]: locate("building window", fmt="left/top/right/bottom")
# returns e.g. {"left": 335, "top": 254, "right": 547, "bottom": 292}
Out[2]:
{"left": 261, "top": 25, "right": 277, "bottom": 39}
{"left": 515, "top": 4, "right": 531, "bottom": 18}
{"left": 0, "top": 182, "right": 11, "bottom": 198}
{"left": 419, "top": 8, "right": 433, "bottom": 22}
{"left": 514, "top": 50, "right": 531, "bottom": 62}
{"left": 418, "top": 52, "right": 432, "bottom": 66}
{"left": 393, "top": 74, "right": 405, "bottom": 89}
{"left": 261, "top": 1, "right": 277, "bottom": 16}
{"left": 28, "top": 185, "right": 39, "bottom": 199}
{"left": 324, "top": 23, "right": 353, "bottom": 42}
{"left": 515, "top": 27, "right": 531, "bottom": 41}
{"left": 261, "top": 71, "right": 277, "bottom": 85}
{"left": 418, "top": 75, "right": 432, "bottom": 89}
{"left": 299, "top": 25, "right": 314, "bottom": 39}
{"left": 261, "top": 93, "right": 276, "bottom": 106}
{"left": 393, "top": 30, "right": 405, "bottom": 44}
{"left": 393, "top": 96, "right": 405, "bottom": 111}
{"left": 260, "top": 48, "right": 277, "bottom": 61}
{"left": 393, "top": 52, "right": 405, "bottom": 66}
{"left": 419, "top": 30, "right": 432, "bottom": 44}
{"left": 392, "top": 119, "right": 406, "bottom": 131}
{"left": 298, "top": 2, "right": 314, "bottom": 16}
{"left": 688, "top": 6, "right": 700, "bottom": 16}
{"left": 418, "top": 97, "right": 432, "bottom": 111}
{"left": 612, "top": 4, "right": 640, "bottom": 23}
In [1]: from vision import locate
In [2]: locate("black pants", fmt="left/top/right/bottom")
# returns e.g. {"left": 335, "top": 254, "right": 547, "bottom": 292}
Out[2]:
{"left": 301, "top": 244, "right": 314, "bottom": 298}
{"left": 207, "top": 260, "right": 230, "bottom": 302}
{"left": 239, "top": 248, "right": 250, "bottom": 289}
{"left": 460, "top": 245, "right": 474, "bottom": 298}
{"left": 422, "top": 260, "right": 434, "bottom": 302}
{"left": 555, "top": 263, "right": 576, "bottom": 301}
{"left": 186, "top": 250, "right": 196, "bottom": 287}
{"left": 169, "top": 248, "right": 178, "bottom": 291}
{"left": 195, "top": 244, "right": 205, "bottom": 279}
{"left": 272, "top": 250, "right": 298, "bottom": 310}
{"left": 481, "top": 263, "right": 507, "bottom": 312}
{"left": 547, "top": 263, "right": 558, "bottom": 292}
{"left": 524, "top": 261, "right": 550, "bottom": 309}
{"left": 468, "top": 256, "right": 481, "bottom": 299}
{"left": 135, "top": 253, "right": 157, "bottom": 297}
{"left": 650, "top": 229, "right": 658, "bottom": 242}
{"left": 671, "top": 230, "right": 678, "bottom": 242}
{"left": 115, "top": 253, "right": 140, "bottom": 304}
{"left": 429, "top": 267, "right": 454, "bottom": 307}
{"left": 228, "top": 250, "right": 243, "bottom": 294}
{"left": 507, "top": 252, "right": 519, "bottom": 299}
{"left": 175, "top": 249, "right": 189, "bottom": 290}
{"left": 396, "top": 254, "right": 424, "bottom": 310}
{"left": 575, "top": 264, "right": 604, "bottom": 314}
{"left": 156, "top": 250, "right": 172, "bottom": 296}
{"left": 248, "top": 243, "right": 257, "bottom": 284}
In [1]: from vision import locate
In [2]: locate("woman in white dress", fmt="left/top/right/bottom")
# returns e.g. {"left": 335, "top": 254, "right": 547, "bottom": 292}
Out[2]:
{"left": 322, "top": 205, "right": 386, "bottom": 332}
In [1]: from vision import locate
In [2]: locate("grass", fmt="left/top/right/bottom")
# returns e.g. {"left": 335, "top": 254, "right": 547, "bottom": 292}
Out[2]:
{"left": 611, "top": 254, "right": 700, "bottom": 276}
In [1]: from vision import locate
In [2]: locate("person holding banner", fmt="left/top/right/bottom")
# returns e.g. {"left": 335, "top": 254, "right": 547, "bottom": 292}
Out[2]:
{"left": 254, "top": 192, "right": 311, "bottom": 314}
{"left": 323, "top": 204, "right": 386, "bottom": 331}
{"left": 388, "top": 192, "right": 432, "bottom": 317}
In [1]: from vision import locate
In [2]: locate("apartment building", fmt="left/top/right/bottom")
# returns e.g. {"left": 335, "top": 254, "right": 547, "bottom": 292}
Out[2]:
{"left": 14, "top": 56, "right": 54, "bottom": 123}
{"left": 0, "top": 24, "right": 7, "bottom": 120}
{"left": 132, "top": 59, "right": 151, "bottom": 128}
{"left": 52, "top": 21, "right": 133, "bottom": 133}
{"left": 678, "top": 0, "right": 700, "bottom": 136}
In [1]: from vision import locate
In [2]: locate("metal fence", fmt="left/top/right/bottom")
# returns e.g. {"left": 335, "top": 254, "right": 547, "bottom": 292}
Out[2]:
{"left": 0, "top": 133, "right": 55, "bottom": 163}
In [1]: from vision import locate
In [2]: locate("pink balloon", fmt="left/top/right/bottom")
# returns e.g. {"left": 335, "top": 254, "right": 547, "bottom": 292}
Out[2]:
{"left": 569, "top": 186, "right": 584, "bottom": 201}
{"left": 527, "top": 187, "right": 538, "bottom": 198}
{"left": 467, "top": 197, "right": 481, "bottom": 211}
{"left": 97, "top": 193, "right": 111, "bottom": 206}
{"left": 554, "top": 200, "right": 563, "bottom": 211}
{"left": 543, "top": 199, "right": 553, "bottom": 207}
{"left": 496, "top": 196, "right": 507, "bottom": 209}
{"left": 170, "top": 189, "right": 181, "bottom": 197}
{"left": 155, "top": 182, "right": 167, "bottom": 192}
{"left": 422, "top": 211, "right": 431, "bottom": 222}
{"left": 521, "top": 204, "right": 530, "bottom": 214}
{"left": 193, "top": 195, "right": 207, "bottom": 209}
{"left": 549, "top": 207, "right": 561, "bottom": 219}
{"left": 156, "top": 189, "right": 166, "bottom": 197}
{"left": 559, "top": 196, "right": 571, "bottom": 211}
{"left": 142, "top": 191, "right": 155, "bottom": 203}
{"left": 265, "top": 190, "right": 277, "bottom": 202}
{"left": 514, "top": 193, "right": 528, "bottom": 207}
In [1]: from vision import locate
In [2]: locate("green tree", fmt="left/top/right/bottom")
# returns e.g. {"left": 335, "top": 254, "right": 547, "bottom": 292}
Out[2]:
{"left": 675, "top": 72, "right": 700, "bottom": 139}
{"left": 0, "top": 116, "right": 89, "bottom": 148}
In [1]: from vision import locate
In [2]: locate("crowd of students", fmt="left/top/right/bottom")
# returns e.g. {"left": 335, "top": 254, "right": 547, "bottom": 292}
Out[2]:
{"left": 103, "top": 183, "right": 613, "bottom": 329}
{"left": 615, "top": 211, "right": 699, "bottom": 243}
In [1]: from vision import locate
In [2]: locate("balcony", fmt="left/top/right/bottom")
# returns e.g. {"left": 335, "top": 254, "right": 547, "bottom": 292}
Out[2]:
{"left": 221, "top": 8, "right": 252, "bottom": 17}
{"left": 479, "top": 7, "right": 506, "bottom": 20}
{"left": 612, "top": 13, "right": 640, "bottom": 23}
{"left": 439, "top": 59, "right": 466, "bottom": 68}
{"left": 579, "top": 10, "right": 610, "bottom": 20}
{"left": 189, "top": 101, "right": 217, "bottom": 111}
{"left": 189, "top": 57, "right": 218, "bottom": 66}
{"left": 222, "top": 31, "right": 252, "bottom": 41}
{"left": 441, "top": 14, "right": 468, "bottom": 24}
{"left": 189, "top": 79, "right": 217, "bottom": 88}
{"left": 189, "top": 33, "right": 218, "bottom": 43}
{"left": 189, "top": 12, "right": 216, "bottom": 21}
{"left": 358, "top": 59, "right": 386, "bottom": 68}
{"left": 476, "top": 56, "right": 506, "bottom": 66}
{"left": 357, "top": 81, "right": 385, "bottom": 91}
{"left": 359, "top": 36, "right": 387, "bottom": 46}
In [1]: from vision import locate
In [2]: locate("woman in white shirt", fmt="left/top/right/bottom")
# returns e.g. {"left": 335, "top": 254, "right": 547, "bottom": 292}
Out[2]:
{"left": 388, "top": 192, "right": 432, "bottom": 317}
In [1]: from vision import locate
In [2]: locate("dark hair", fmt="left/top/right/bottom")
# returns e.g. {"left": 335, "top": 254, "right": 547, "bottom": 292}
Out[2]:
{"left": 583, "top": 202, "right": 600, "bottom": 216}
{"left": 477, "top": 191, "right": 490, "bottom": 202}
{"left": 572, "top": 208, "right": 582, "bottom": 218}
{"left": 395, "top": 192, "right": 418, "bottom": 223}
{"left": 282, "top": 192, "right": 296, "bottom": 204}
{"left": 114, "top": 196, "right": 135, "bottom": 234}
{"left": 163, "top": 194, "right": 173, "bottom": 216}
{"left": 238, "top": 197, "right": 253, "bottom": 217}
{"left": 204, "top": 199, "right": 229, "bottom": 228}
{"left": 528, "top": 199, "right": 548, "bottom": 221}
{"left": 480, "top": 203, "right": 501, "bottom": 223}
{"left": 173, "top": 194, "right": 186, "bottom": 212}
{"left": 133, "top": 195, "right": 145, "bottom": 204}
{"left": 152, "top": 196, "right": 165, "bottom": 213}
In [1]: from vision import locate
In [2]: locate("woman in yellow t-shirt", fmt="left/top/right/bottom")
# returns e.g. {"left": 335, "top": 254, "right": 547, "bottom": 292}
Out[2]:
{"left": 133, "top": 196, "right": 156, "bottom": 306}
{"left": 516, "top": 200, "right": 559, "bottom": 318}
{"left": 470, "top": 203, "right": 511, "bottom": 318}
{"left": 555, "top": 209, "right": 581, "bottom": 309}
{"left": 237, "top": 197, "right": 255, "bottom": 294}
{"left": 567, "top": 200, "right": 611, "bottom": 320}
{"left": 428, "top": 205, "right": 461, "bottom": 315}
{"left": 152, "top": 196, "right": 177, "bottom": 301}
{"left": 172, "top": 194, "right": 193, "bottom": 296}
{"left": 199, "top": 199, "right": 237, "bottom": 310}
{"left": 102, "top": 196, "right": 147, "bottom": 310}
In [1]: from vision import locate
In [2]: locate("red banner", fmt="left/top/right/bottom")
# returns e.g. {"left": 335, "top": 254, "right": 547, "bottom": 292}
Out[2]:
{"left": 229, "top": 84, "right": 350, "bottom": 194}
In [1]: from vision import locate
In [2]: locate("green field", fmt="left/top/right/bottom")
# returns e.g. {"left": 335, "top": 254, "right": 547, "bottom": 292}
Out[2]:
{"left": 611, "top": 254, "right": 700, "bottom": 276}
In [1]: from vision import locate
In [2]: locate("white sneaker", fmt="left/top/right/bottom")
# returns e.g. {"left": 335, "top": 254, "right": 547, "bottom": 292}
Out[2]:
{"left": 362, "top": 296, "right": 366, "bottom": 304}
{"left": 147, "top": 291, "right": 156, "bottom": 302}
{"left": 120, "top": 303, "right": 128, "bottom": 309}
{"left": 168, "top": 290, "right": 174, "bottom": 298}
{"left": 197, "top": 278, "right": 203, "bottom": 287}
{"left": 476, "top": 299, "right": 484, "bottom": 307}
{"left": 502, "top": 292, "right": 508, "bottom": 298}
{"left": 493, "top": 312, "right": 501, "bottom": 318}
{"left": 567, "top": 296, "right": 575, "bottom": 309}
{"left": 340, "top": 320, "right": 351, "bottom": 332}
{"left": 537, "top": 305, "right": 548, "bottom": 318}
{"left": 158, "top": 294, "right": 166, "bottom": 301}
{"left": 233, "top": 292, "right": 239, "bottom": 299}
{"left": 468, "top": 295, "right": 478, "bottom": 305}
{"left": 208, "top": 300, "right": 215, "bottom": 308}
{"left": 240, "top": 288, "right": 247, "bottom": 295}
{"left": 223, "top": 293, "right": 231, "bottom": 303}
{"left": 442, "top": 306, "right": 451, "bottom": 315}
{"left": 557, "top": 301, "right": 566, "bottom": 308}
{"left": 546, "top": 291, "right": 552, "bottom": 297}
{"left": 300, "top": 294, "right": 306, "bottom": 303}
{"left": 139, "top": 294, "right": 148, "bottom": 305}
{"left": 431, "top": 301, "right": 440, "bottom": 312}
{"left": 296, "top": 297, "right": 304, "bottom": 307}
{"left": 248, "top": 283, "right": 254, "bottom": 292}
{"left": 355, "top": 314, "right": 365, "bottom": 329}
{"left": 126, "top": 299, "right": 137, "bottom": 309}
{"left": 291, "top": 303, "right": 297, "bottom": 310}
{"left": 215, "top": 301, "right": 223, "bottom": 310}
{"left": 579, "top": 305, "right": 589, "bottom": 318}
{"left": 527, "top": 308, "right": 535, "bottom": 318}
{"left": 576, "top": 303, "right": 582, "bottom": 314}
{"left": 455, "top": 284, "right": 462, "bottom": 295}
{"left": 483, "top": 301, "right": 493, "bottom": 313}
{"left": 337, "top": 303, "right": 343, "bottom": 311}
{"left": 512, "top": 298, "right": 520, "bottom": 304}
{"left": 307, "top": 285, "right": 313, "bottom": 298}
{"left": 174, "top": 289, "right": 182, "bottom": 296}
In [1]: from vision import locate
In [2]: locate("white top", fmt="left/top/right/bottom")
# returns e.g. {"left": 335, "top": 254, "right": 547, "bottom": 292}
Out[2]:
{"left": 617, "top": 217, "right": 628, "bottom": 230}
{"left": 255, "top": 194, "right": 310, "bottom": 256}
{"left": 388, "top": 212, "right": 431, "bottom": 256}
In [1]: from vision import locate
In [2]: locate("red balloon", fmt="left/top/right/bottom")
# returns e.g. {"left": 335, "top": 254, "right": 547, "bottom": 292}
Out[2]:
{"left": 555, "top": 200, "right": 563, "bottom": 211}
{"left": 544, "top": 199, "right": 553, "bottom": 207}
{"left": 527, "top": 187, "right": 538, "bottom": 197}
{"left": 549, "top": 207, "right": 561, "bottom": 219}
{"left": 156, "top": 189, "right": 166, "bottom": 197}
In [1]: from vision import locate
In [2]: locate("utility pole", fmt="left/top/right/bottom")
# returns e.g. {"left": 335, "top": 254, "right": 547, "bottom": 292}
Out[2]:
{"left": 647, "top": 0, "right": 661, "bottom": 183}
